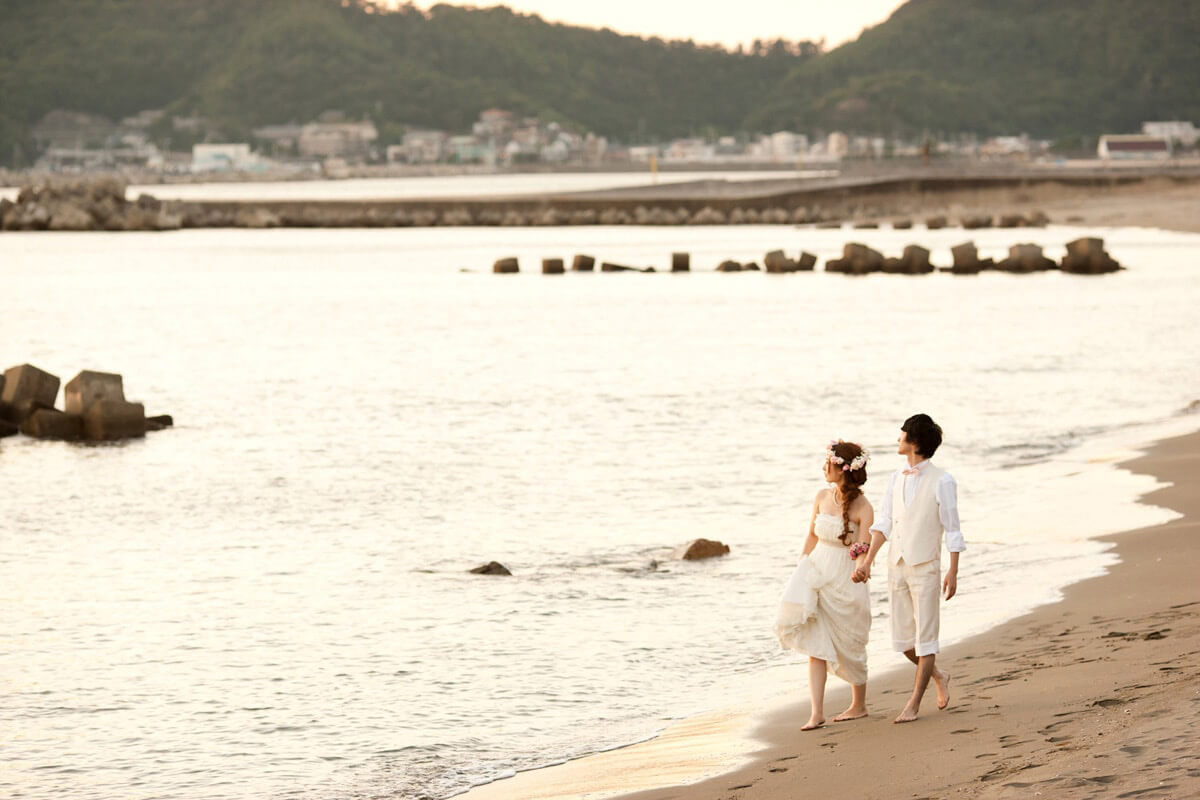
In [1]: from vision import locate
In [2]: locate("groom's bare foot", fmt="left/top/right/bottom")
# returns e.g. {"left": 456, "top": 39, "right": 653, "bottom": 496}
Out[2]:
{"left": 832, "top": 708, "right": 868, "bottom": 722}
{"left": 801, "top": 717, "right": 825, "bottom": 731}
{"left": 894, "top": 705, "right": 920, "bottom": 724}
{"left": 935, "top": 670, "right": 952, "bottom": 710}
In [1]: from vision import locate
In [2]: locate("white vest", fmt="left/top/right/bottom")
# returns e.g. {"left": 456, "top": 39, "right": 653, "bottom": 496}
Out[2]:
{"left": 888, "top": 463, "right": 946, "bottom": 567}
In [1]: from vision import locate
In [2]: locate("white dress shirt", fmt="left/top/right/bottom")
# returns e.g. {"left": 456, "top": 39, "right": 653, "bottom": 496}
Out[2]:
{"left": 869, "top": 460, "right": 966, "bottom": 553}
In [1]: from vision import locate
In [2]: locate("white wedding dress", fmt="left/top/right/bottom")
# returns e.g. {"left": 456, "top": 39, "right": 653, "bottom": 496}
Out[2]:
{"left": 775, "top": 513, "right": 871, "bottom": 685}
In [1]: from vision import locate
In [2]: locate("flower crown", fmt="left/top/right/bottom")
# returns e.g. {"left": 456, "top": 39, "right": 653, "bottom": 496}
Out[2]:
{"left": 827, "top": 439, "right": 869, "bottom": 472}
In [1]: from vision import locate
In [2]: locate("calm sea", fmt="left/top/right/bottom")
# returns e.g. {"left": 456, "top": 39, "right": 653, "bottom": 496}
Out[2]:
{"left": 2, "top": 213, "right": 1198, "bottom": 800}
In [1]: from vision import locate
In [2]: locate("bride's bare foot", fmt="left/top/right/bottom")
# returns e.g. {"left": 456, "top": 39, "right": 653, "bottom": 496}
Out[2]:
{"left": 833, "top": 707, "right": 868, "bottom": 722}
{"left": 935, "top": 670, "right": 952, "bottom": 710}
{"left": 801, "top": 717, "right": 825, "bottom": 731}
{"left": 893, "top": 705, "right": 920, "bottom": 724}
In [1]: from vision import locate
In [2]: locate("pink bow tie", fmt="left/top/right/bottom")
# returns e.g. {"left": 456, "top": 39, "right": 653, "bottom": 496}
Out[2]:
{"left": 902, "top": 465, "right": 922, "bottom": 475}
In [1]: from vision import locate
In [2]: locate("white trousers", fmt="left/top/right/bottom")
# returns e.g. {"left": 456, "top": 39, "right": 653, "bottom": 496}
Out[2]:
{"left": 888, "top": 558, "right": 941, "bottom": 656}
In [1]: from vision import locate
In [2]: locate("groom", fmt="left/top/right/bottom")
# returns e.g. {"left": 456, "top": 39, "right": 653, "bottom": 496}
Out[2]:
{"left": 855, "top": 413, "right": 965, "bottom": 723}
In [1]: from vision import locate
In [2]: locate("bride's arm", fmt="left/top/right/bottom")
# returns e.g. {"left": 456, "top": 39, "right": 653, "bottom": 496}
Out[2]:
{"left": 801, "top": 492, "right": 821, "bottom": 556}
{"left": 852, "top": 500, "right": 879, "bottom": 579}
{"left": 853, "top": 501, "right": 875, "bottom": 545}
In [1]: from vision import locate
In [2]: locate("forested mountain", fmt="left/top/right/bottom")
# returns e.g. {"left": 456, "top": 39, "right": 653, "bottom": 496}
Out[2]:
{"left": 0, "top": 0, "right": 815, "bottom": 165}
{"left": 1, "top": 0, "right": 1198, "bottom": 166}
{"left": 748, "top": 0, "right": 1200, "bottom": 139}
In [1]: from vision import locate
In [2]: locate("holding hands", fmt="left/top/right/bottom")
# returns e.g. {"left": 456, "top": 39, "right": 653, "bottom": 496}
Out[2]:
{"left": 851, "top": 530, "right": 883, "bottom": 583}
{"left": 849, "top": 541, "right": 872, "bottom": 583}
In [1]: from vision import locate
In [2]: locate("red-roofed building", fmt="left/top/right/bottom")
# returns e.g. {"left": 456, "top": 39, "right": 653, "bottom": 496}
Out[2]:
{"left": 1098, "top": 134, "right": 1171, "bottom": 160}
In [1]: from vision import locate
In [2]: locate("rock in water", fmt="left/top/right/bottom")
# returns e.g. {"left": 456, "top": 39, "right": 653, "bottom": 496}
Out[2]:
{"left": 950, "top": 241, "right": 982, "bottom": 274}
{"left": 672, "top": 538, "right": 731, "bottom": 560}
{"left": 65, "top": 370, "right": 125, "bottom": 415}
{"left": 1060, "top": 237, "right": 1122, "bottom": 274}
{"left": 145, "top": 414, "right": 175, "bottom": 432}
{"left": 961, "top": 215, "right": 993, "bottom": 230}
{"left": 82, "top": 400, "right": 146, "bottom": 441}
{"left": 20, "top": 409, "right": 83, "bottom": 441}
{"left": 1, "top": 364, "right": 61, "bottom": 424}
{"left": 470, "top": 561, "right": 512, "bottom": 575}
{"left": 899, "top": 244, "right": 934, "bottom": 274}
{"left": 998, "top": 243, "right": 1056, "bottom": 272}
{"left": 827, "top": 243, "right": 884, "bottom": 275}
{"left": 763, "top": 250, "right": 796, "bottom": 273}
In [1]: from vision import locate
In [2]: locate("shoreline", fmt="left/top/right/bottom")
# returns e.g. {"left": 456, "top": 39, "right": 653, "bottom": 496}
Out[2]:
{"left": 4, "top": 167, "right": 1200, "bottom": 234}
{"left": 461, "top": 421, "right": 1200, "bottom": 800}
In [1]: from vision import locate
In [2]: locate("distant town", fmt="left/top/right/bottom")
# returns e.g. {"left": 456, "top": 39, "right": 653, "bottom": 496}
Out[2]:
{"left": 17, "top": 106, "right": 1200, "bottom": 181}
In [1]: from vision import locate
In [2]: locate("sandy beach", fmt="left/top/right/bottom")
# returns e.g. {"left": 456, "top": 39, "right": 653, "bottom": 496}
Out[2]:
{"left": 629, "top": 431, "right": 1200, "bottom": 800}
{"left": 937, "top": 176, "right": 1200, "bottom": 235}
{"left": 465, "top": 430, "right": 1200, "bottom": 800}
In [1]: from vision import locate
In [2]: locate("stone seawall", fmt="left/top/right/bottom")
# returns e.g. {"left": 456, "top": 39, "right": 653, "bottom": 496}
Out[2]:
{"left": 4, "top": 168, "right": 1199, "bottom": 231}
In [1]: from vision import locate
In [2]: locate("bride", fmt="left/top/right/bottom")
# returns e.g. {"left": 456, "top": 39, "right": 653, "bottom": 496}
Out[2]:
{"left": 775, "top": 440, "right": 874, "bottom": 730}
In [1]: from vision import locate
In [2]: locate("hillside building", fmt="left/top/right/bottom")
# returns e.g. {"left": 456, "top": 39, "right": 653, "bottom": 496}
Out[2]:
{"left": 191, "top": 143, "right": 261, "bottom": 172}
{"left": 1098, "top": 134, "right": 1171, "bottom": 160}
{"left": 1141, "top": 121, "right": 1198, "bottom": 147}
{"left": 297, "top": 121, "right": 378, "bottom": 159}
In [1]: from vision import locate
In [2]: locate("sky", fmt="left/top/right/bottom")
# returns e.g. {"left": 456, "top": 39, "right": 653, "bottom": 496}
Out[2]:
{"left": 400, "top": 1, "right": 909, "bottom": 50}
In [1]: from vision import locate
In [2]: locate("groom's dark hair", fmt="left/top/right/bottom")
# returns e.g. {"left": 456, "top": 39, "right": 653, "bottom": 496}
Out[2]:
{"left": 902, "top": 414, "right": 943, "bottom": 458}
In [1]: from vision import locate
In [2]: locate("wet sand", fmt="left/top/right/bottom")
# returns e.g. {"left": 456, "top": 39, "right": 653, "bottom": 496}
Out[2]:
{"left": 622, "top": 431, "right": 1200, "bottom": 800}
{"left": 465, "top": 430, "right": 1200, "bottom": 800}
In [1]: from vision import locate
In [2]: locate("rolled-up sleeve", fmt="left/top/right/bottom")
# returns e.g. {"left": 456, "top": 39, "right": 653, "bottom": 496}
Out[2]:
{"left": 870, "top": 471, "right": 897, "bottom": 537}
{"left": 937, "top": 473, "right": 966, "bottom": 552}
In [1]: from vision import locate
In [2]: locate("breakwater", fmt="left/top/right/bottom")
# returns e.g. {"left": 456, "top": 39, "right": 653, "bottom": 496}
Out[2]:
{"left": 3, "top": 167, "right": 1199, "bottom": 231}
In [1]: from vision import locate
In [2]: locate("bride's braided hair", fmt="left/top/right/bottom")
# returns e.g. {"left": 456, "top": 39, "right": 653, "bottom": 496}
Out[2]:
{"left": 829, "top": 441, "right": 869, "bottom": 545}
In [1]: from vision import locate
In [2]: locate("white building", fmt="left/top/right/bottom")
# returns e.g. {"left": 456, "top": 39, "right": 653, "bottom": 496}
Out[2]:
{"left": 826, "top": 132, "right": 849, "bottom": 160}
{"left": 298, "top": 121, "right": 378, "bottom": 159}
{"left": 253, "top": 124, "right": 304, "bottom": 153}
{"left": 663, "top": 138, "right": 714, "bottom": 163}
{"left": 1142, "top": 121, "right": 1198, "bottom": 147}
{"left": 191, "top": 143, "right": 259, "bottom": 173}
{"left": 628, "top": 145, "right": 659, "bottom": 163}
{"left": 393, "top": 129, "right": 447, "bottom": 163}
{"left": 582, "top": 133, "right": 608, "bottom": 163}
{"left": 473, "top": 109, "right": 515, "bottom": 140}
{"left": 768, "top": 131, "right": 807, "bottom": 162}
{"left": 979, "top": 135, "right": 1030, "bottom": 157}
{"left": 1098, "top": 134, "right": 1171, "bottom": 160}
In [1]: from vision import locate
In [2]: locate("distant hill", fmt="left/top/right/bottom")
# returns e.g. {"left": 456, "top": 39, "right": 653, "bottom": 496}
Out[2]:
{"left": 0, "top": 0, "right": 814, "bottom": 166}
{"left": 749, "top": 0, "right": 1200, "bottom": 139}
{"left": 1, "top": 0, "right": 1198, "bottom": 167}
